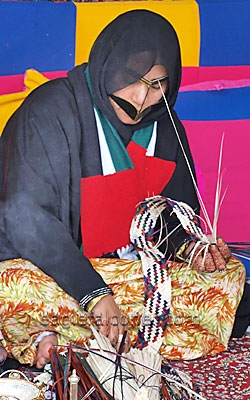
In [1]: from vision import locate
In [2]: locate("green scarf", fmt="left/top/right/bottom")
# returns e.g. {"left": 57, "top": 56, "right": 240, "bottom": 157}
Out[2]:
{"left": 85, "top": 67, "right": 154, "bottom": 172}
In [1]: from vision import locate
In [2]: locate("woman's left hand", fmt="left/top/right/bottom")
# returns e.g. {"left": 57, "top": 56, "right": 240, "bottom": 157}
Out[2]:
{"left": 184, "top": 236, "right": 231, "bottom": 272}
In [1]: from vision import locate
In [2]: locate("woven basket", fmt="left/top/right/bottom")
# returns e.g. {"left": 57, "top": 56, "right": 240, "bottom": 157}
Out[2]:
{"left": 0, "top": 370, "right": 44, "bottom": 400}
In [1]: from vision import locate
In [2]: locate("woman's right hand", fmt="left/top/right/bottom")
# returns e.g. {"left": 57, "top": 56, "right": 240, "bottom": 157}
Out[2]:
{"left": 91, "top": 294, "right": 131, "bottom": 353}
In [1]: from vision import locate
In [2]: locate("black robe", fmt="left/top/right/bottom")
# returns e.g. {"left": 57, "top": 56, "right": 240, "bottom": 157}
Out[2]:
{"left": 0, "top": 10, "right": 199, "bottom": 305}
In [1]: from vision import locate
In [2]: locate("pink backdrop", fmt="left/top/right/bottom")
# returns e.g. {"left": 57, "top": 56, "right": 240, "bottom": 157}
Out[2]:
{"left": 185, "top": 120, "right": 250, "bottom": 242}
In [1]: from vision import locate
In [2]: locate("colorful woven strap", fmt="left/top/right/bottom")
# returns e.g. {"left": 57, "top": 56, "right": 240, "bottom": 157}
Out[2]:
{"left": 130, "top": 195, "right": 210, "bottom": 350}
{"left": 130, "top": 196, "right": 171, "bottom": 350}
{"left": 166, "top": 197, "right": 209, "bottom": 244}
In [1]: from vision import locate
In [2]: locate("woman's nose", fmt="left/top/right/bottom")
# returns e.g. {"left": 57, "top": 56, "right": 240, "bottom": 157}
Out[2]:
{"left": 131, "top": 83, "right": 150, "bottom": 106}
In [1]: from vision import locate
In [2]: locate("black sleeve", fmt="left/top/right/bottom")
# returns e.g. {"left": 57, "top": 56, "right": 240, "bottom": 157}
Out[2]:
{"left": 0, "top": 85, "right": 111, "bottom": 306}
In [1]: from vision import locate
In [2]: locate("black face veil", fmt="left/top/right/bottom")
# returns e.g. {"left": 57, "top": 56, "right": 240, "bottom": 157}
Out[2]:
{"left": 87, "top": 10, "right": 182, "bottom": 128}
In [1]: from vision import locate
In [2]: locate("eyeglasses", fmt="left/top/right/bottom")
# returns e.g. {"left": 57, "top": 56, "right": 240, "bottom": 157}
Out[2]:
{"left": 110, "top": 74, "right": 168, "bottom": 121}
{"left": 139, "top": 75, "right": 168, "bottom": 89}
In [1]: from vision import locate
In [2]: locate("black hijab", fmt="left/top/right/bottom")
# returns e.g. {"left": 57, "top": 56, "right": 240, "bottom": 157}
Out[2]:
{"left": 87, "top": 10, "right": 182, "bottom": 142}
{"left": 67, "top": 10, "right": 197, "bottom": 211}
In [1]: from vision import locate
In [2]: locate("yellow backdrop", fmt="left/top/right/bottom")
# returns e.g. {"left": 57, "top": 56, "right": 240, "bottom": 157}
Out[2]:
{"left": 75, "top": 0, "right": 200, "bottom": 67}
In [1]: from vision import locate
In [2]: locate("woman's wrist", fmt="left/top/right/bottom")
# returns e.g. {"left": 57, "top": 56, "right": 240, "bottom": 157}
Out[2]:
{"left": 79, "top": 286, "right": 113, "bottom": 311}
{"left": 182, "top": 241, "right": 195, "bottom": 258}
{"left": 176, "top": 239, "right": 195, "bottom": 262}
{"left": 85, "top": 294, "right": 110, "bottom": 313}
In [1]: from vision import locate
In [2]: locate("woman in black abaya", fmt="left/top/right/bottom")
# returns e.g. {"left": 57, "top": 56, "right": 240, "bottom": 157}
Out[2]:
{"left": 0, "top": 10, "right": 246, "bottom": 369}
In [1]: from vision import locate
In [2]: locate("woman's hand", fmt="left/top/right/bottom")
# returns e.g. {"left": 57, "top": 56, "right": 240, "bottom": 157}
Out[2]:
{"left": 91, "top": 294, "right": 131, "bottom": 353}
{"left": 184, "top": 236, "right": 231, "bottom": 272}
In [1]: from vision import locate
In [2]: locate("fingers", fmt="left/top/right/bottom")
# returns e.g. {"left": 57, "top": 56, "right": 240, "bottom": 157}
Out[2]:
{"left": 210, "top": 244, "right": 227, "bottom": 271}
{"left": 98, "top": 318, "right": 131, "bottom": 353}
{"left": 191, "top": 241, "right": 228, "bottom": 272}
{"left": 116, "top": 332, "right": 131, "bottom": 354}
{"left": 209, "top": 237, "right": 231, "bottom": 271}
{"left": 217, "top": 237, "right": 231, "bottom": 262}
{"left": 192, "top": 251, "right": 216, "bottom": 272}
{"left": 36, "top": 356, "right": 48, "bottom": 369}
{"left": 91, "top": 295, "right": 131, "bottom": 353}
{"left": 98, "top": 318, "right": 110, "bottom": 337}
{"left": 96, "top": 318, "right": 131, "bottom": 353}
{"left": 35, "top": 334, "right": 57, "bottom": 369}
{"left": 203, "top": 251, "right": 216, "bottom": 272}
{"left": 108, "top": 320, "right": 119, "bottom": 347}
{"left": 192, "top": 252, "right": 206, "bottom": 272}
